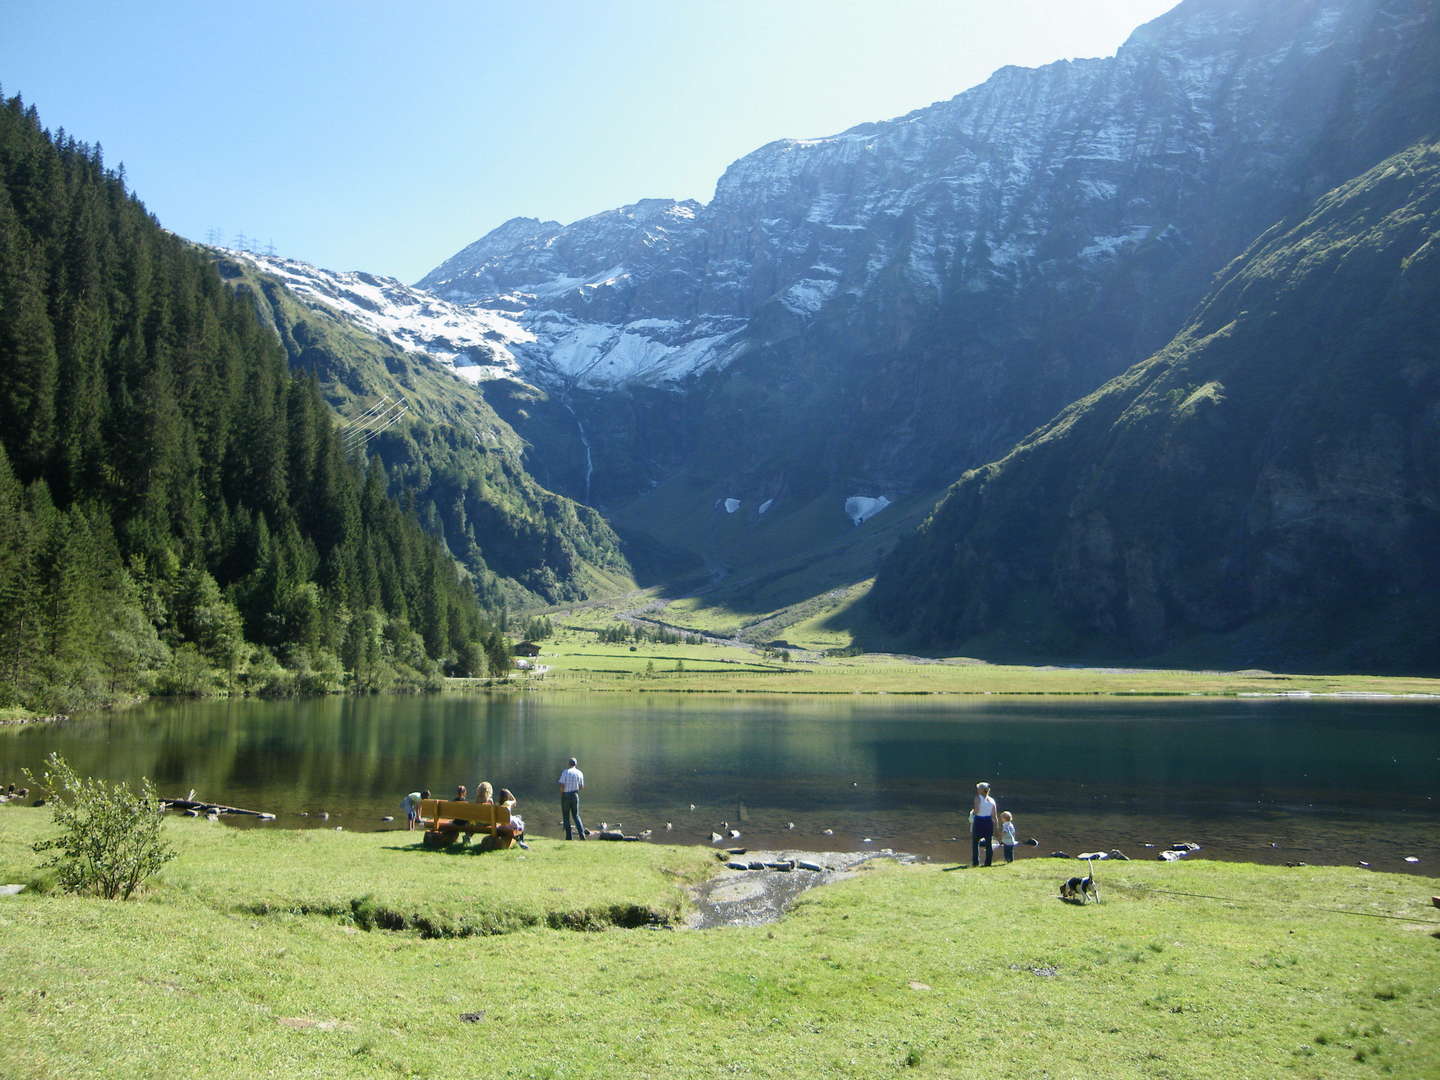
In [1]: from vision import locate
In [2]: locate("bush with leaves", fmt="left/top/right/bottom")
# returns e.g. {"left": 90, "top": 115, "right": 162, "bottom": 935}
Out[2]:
{"left": 25, "top": 752, "right": 176, "bottom": 900}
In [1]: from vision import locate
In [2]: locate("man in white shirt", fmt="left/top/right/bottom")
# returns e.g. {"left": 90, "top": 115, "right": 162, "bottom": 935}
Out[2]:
{"left": 558, "top": 757, "right": 586, "bottom": 840}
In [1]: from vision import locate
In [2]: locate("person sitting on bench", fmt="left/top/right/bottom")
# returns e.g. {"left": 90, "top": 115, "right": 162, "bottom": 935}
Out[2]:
{"left": 496, "top": 788, "right": 527, "bottom": 849}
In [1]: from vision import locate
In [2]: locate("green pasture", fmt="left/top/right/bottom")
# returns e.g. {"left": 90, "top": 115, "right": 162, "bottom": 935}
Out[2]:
{"left": 1, "top": 805, "right": 1437, "bottom": 1078}
{"left": 519, "top": 629, "right": 1440, "bottom": 697}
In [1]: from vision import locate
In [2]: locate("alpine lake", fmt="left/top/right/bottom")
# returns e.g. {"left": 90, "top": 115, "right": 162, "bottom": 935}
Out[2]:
{"left": 2, "top": 693, "right": 1436, "bottom": 874}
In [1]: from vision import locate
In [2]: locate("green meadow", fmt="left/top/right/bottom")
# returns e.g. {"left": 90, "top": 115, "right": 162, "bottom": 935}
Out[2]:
{"left": 514, "top": 625, "right": 1440, "bottom": 698}
{"left": 2, "top": 806, "right": 1437, "bottom": 1079}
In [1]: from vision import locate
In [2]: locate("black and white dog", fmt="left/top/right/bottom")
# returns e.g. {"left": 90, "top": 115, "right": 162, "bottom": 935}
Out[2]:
{"left": 1060, "top": 859, "right": 1100, "bottom": 904}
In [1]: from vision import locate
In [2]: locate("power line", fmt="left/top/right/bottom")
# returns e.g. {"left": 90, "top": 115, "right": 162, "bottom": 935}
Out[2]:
{"left": 339, "top": 396, "right": 394, "bottom": 434}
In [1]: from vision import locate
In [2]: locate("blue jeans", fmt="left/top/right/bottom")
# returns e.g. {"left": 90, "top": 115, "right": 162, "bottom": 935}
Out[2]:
{"left": 561, "top": 790, "right": 585, "bottom": 839}
{"left": 972, "top": 815, "right": 994, "bottom": 866}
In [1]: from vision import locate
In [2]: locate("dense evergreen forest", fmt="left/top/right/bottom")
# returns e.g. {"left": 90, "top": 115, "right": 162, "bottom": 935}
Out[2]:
{"left": 0, "top": 93, "right": 510, "bottom": 713}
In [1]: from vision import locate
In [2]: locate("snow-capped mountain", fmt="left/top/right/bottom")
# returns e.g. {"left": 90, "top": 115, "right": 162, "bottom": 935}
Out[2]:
{"left": 419, "top": 199, "right": 750, "bottom": 388}
{"left": 408, "top": 0, "right": 1437, "bottom": 510}
{"left": 251, "top": 0, "right": 1436, "bottom": 521}
{"left": 225, "top": 250, "right": 533, "bottom": 384}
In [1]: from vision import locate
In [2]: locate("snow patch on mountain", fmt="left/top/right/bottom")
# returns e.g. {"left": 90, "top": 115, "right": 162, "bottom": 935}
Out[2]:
{"left": 226, "top": 250, "right": 532, "bottom": 384}
{"left": 1079, "top": 225, "right": 1155, "bottom": 260}
{"left": 780, "top": 278, "right": 839, "bottom": 315}
{"left": 845, "top": 496, "right": 892, "bottom": 525}
{"left": 522, "top": 312, "right": 749, "bottom": 387}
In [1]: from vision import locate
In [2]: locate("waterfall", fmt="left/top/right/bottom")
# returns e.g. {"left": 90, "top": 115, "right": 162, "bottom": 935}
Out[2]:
{"left": 561, "top": 396, "right": 593, "bottom": 504}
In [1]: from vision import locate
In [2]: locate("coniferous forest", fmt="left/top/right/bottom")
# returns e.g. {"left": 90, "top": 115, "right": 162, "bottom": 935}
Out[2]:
{"left": 0, "top": 94, "right": 510, "bottom": 713}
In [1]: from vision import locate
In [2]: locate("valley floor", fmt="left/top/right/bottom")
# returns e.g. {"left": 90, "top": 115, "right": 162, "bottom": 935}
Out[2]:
{"left": 507, "top": 624, "right": 1440, "bottom": 698}
{"left": 1, "top": 807, "right": 1437, "bottom": 1079}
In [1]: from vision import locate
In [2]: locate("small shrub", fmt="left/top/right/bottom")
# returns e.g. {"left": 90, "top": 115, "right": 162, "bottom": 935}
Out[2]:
{"left": 155, "top": 643, "right": 222, "bottom": 697}
{"left": 23, "top": 868, "right": 57, "bottom": 894}
{"left": 25, "top": 752, "right": 177, "bottom": 900}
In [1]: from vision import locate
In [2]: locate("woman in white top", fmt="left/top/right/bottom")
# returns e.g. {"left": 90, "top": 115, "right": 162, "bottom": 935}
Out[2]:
{"left": 971, "top": 781, "right": 998, "bottom": 867}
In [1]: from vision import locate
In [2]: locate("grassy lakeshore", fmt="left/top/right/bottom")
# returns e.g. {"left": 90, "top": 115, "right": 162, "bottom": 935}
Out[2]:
{"left": 514, "top": 634, "right": 1440, "bottom": 697}
{"left": 2, "top": 806, "right": 1438, "bottom": 1079}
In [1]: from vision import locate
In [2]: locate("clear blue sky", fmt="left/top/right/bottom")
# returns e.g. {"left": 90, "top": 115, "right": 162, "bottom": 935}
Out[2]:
{"left": 3, "top": 0, "right": 1179, "bottom": 283}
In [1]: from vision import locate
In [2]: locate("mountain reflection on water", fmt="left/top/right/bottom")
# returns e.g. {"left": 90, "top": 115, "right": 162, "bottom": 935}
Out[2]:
{"left": 1, "top": 695, "right": 1435, "bottom": 873}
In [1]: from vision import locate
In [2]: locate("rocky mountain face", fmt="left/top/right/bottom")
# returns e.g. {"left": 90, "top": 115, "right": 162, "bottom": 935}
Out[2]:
{"left": 417, "top": 0, "right": 1439, "bottom": 517}
{"left": 865, "top": 138, "right": 1440, "bottom": 672}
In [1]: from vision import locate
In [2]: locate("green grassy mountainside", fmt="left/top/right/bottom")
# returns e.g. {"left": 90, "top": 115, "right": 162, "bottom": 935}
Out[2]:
{"left": 866, "top": 139, "right": 1440, "bottom": 673}
{"left": 215, "top": 257, "right": 633, "bottom": 610}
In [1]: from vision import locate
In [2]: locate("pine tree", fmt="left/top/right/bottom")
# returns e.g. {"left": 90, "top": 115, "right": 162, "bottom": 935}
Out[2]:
{"left": 0, "top": 193, "right": 59, "bottom": 479}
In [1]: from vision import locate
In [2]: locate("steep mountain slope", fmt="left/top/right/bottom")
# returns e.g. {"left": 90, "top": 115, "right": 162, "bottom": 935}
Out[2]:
{"left": 420, "top": 0, "right": 1440, "bottom": 524}
{"left": 0, "top": 95, "right": 501, "bottom": 710}
{"left": 215, "top": 252, "right": 632, "bottom": 608}
{"left": 865, "top": 139, "right": 1440, "bottom": 673}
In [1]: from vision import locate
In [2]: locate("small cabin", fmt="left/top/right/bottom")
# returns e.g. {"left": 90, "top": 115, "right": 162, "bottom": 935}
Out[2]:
{"left": 513, "top": 641, "right": 542, "bottom": 658}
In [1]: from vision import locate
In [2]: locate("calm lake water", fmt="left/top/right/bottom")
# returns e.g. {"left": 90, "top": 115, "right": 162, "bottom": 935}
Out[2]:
{"left": 2, "top": 694, "right": 1436, "bottom": 872}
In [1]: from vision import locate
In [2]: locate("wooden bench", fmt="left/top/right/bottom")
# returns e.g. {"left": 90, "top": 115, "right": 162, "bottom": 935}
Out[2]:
{"left": 418, "top": 799, "right": 512, "bottom": 848}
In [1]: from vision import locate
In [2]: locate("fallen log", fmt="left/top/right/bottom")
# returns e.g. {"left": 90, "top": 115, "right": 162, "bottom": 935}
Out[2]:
{"left": 162, "top": 797, "right": 276, "bottom": 820}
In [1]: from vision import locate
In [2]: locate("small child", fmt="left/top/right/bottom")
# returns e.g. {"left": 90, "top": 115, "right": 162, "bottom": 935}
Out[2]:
{"left": 999, "top": 810, "right": 1018, "bottom": 863}
{"left": 401, "top": 789, "right": 431, "bottom": 831}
